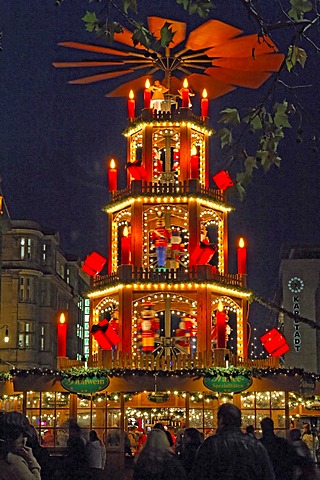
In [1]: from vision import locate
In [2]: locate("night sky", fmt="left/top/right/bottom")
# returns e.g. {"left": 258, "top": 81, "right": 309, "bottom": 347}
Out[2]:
{"left": 1, "top": 1, "right": 320, "bottom": 341}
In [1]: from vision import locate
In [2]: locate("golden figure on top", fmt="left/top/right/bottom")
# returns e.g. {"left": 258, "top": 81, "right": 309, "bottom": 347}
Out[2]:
{"left": 150, "top": 80, "right": 169, "bottom": 112}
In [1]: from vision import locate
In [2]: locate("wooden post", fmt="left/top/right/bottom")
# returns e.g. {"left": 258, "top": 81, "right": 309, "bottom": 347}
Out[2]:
{"left": 118, "top": 286, "right": 133, "bottom": 353}
{"left": 196, "top": 287, "right": 211, "bottom": 353}
{"left": 143, "top": 125, "right": 153, "bottom": 182}
{"left": 130, "top": 199, "right": 143, "bottom": 268}
{"left": 188, "top": 198, "right": 200, "bottom": 265}
{"left": 179, "top": 124, "right": 191, "bottom": 183}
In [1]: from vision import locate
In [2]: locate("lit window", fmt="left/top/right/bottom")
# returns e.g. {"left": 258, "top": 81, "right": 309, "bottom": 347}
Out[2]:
{"left": 66, "top": 268, "right": 70, "bottom": 285}
{"left": 20, "top": 238, "right": 32, "bottom": 260}
{"left": 40, "top": 326, "right": 45, "bottom": 351}
{"left": 42, "top": 243, "right": 47, "bottom": 263}
{"left": 18, "top": 322, "right": 33, "bottom": 349}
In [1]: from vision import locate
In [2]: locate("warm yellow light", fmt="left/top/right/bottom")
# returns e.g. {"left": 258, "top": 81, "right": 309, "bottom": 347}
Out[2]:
{"left": 239, "top": 237, "right": 245, "bottom": 248}
{"left": 145, "top": 79, "right": 150, "bottom": 89}
{"left": 191, "top": 145, "right": 197, "bottom": 156}
{"left": 183, "top": 78, "right": 188, "bottom": 88}
{"left": 129, "top": 89, "right": 134, "bottom": 99}
{"left": 59, "top": 313, "right": 66, "bottom": 324}
{"left": 218, "top": 300, "right": 223, "bottom": 312}
{"left": 110, "top": 158, "right": 116, "bottom": 169}
{"left": 123, "top": 226, "right": 129, "bottom": 237}
{"left": 202, "top": 89, "right": 208, "bottom": 98}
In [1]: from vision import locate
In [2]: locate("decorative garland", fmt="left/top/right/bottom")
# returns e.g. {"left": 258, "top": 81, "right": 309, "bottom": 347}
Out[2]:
{"left": 205, "top": 366, "right": 252, "bottom": 380}
{"left": 8, "top": 365, "right": 320, "bottom": 384}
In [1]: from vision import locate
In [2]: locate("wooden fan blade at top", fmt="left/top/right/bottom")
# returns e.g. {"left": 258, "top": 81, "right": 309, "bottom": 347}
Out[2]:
{"left": 147, "top": 17, "right": 186, "bottom": 48}
{"left": 53, "top": 61, "right": 124, "bottom": 68}
{"left": 185, "top": 20, "right": 243, "bottom": 51}
{"left": 186, "top": 73, "right": 236, "bottom": 99}
{"left": 206, "top": 34, "right": 280, "bottom": 58}
{"left": 106, "top": 75, "right": 152, "bottom": 96}
{"left": 68, "top": 69, "right": 134, "bottom": 84}
{"left": 213, "top": 53, "right": 285, "bottom": 72}
{"left": 58, "top": 42, "right": 131, "bottom": 57}
{"left": 205, "top": 67, "right": 272, "bottom": 89}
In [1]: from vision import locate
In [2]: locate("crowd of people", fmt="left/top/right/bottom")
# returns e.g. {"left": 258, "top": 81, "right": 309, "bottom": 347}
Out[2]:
{"left": 0, "top": 407, "right": 319, "bottom": 479}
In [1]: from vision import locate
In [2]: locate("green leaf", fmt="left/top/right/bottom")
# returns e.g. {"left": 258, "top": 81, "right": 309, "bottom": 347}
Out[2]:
{"left": 123, "top": 0, "right": 137, "bottom": 14}
{"left": 216, "top": 128, "right": 232, "bottom": 149}
{"left": 218, "top": 108, "right": 240, "bottom": 125}
{"left": 160, "top": 22, "right": 175, "bottom": 48}
{"left": 132, "top": 25, "right": 152, "bottom": 49}
{"left": 244, "top": 156, "right": 258, "bottom": 175}
{"left": 82, "top": 11, "right": 97, "bottom": 24}
{"left": 289, "top": 0, "right": 313, "bottom": 20}
{"left": 286, "top": 45, "right": 307, "bottom": 71}
{"left": 274, "top": 102, "right": 292, "bottom": 128}
{"left": 235, "top": 182, "right": 246, "bottom": 201}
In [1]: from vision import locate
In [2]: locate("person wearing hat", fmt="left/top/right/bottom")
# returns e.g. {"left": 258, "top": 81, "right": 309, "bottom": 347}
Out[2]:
{"left": 0, "top": 411, "right": 41, "bottom": 479}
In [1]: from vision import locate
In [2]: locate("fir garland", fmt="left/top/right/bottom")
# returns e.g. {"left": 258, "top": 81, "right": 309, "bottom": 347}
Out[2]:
{"left": 8, "top": 365, "right": 320, "bottom": 384}
{"left": 205, "top": 366, "right": 252, "bottom": 380}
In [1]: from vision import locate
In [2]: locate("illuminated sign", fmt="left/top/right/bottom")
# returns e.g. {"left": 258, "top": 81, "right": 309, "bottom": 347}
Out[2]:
{"left": 203, "top": 374, "right": 252, "bottom": 394}
{"left": 61, "top": 376, "right": 109, "bottom": 394}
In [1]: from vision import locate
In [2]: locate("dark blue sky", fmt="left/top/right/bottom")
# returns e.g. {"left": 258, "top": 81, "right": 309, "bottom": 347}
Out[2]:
{"left": 1, "top": 1, "right": 320, "bottom": 337}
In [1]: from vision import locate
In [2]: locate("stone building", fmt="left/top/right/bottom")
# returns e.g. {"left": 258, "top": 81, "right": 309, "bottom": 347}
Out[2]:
{"left": 0, "top": 219, "right": 90, "bottom": 369}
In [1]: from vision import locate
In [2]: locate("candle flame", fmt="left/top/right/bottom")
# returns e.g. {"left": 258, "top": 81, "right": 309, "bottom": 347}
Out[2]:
{"left": 145, "top": 79, "right": 150, "bottom": 89}
{"left": 183, "top": 78, "right": 188, "bottom": 88}
{"left": 218, "top": 300, "right": 224, "bottom": 312}
{"left": 191, "top": 145, "right": 197, "bottom": 156}
{"left": 129, "top": 89, "right": 134, "bottom": 99}
{"left": 239, "top": 237, "right": 245, "bottom": 248}
{"left": 59, "top": 313, "right": 66, "bottom": 324}
{"left": 110, "top": 158, "right": 116, "bottom": 169}
{"left": 202, "top": 88, "right": 208, "bottom": 98}
{"left": 123, "top": 226, "right": 129, "bottom": 237}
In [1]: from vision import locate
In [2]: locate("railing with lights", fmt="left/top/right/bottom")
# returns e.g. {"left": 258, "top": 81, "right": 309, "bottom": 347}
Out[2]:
{"left": 137, "top": 104, "right": 207, "bottom": 125}
{"left": 110, "top": 180, "right": 225, "bottom": 204}
{"left": 93, "top": 266, "right": 244, "bottom": 288}
{"left": 88, "top": 349, "right": 279, "bottom": 371}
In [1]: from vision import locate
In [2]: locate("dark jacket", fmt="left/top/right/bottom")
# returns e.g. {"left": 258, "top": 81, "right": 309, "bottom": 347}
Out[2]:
{"left": 189, "top": 426, "right": 275, "bottom": 480}
{"left": 133, "top": 449, "right": 186, "bottom": 480}
{"left": 260, "top": 432, "right": 308, "bottom": 480}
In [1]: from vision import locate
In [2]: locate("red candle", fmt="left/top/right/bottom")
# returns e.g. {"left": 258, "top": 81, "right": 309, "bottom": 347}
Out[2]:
{"left": 108, "top": 158, "right": 118, "bottom": 191}
{"left": 128, "top": 90, "right": 135, "bottom": 119}
{"left": 181, "top": 78, "right": 189, "bottom": 108}
{"left": 144, "top": 79, "right": 151, "bottom": 109}
{"left": 216, "top": 302, "right": 227, "bottom": 348}
{"left": 121, "top": 226, "right": 131, "bottom": 264}
{"left": 237, "top": 237, "right": 247, "bottom": 274}
{"left": 190, "top": 145, "right": 199, "bottom": 179}
{"left": 201, "top": 89, "right": 209, "bottom": 117}
{"left": 57, "top": 313, "right": 67, "bottom": 357}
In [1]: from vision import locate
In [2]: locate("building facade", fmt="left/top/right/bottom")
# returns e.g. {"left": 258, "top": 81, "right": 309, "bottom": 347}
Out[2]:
{"left": 280, "top": 246, "right": 320, "bottom": 372}
{"left": 0, "top": 219, "right": 90, "bottom": 369}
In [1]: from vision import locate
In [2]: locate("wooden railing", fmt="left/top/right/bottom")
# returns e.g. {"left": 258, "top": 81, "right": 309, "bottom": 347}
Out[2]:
{"left": 93, "top": 266, "right": 245, "bottom": 288}
{"left": 57, "top": 357, "right": 85, "bottom": 370}
{"left": 88, "top": 350, "right": 279, "bottom": 371}
{"left": 110, "top": 180, "right": 225, "bottom": 204}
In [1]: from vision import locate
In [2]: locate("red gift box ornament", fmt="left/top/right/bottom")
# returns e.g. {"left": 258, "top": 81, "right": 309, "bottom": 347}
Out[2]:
{"left": 212, "top": 170, "right": 234, "bottom": 191}
{"left": 82, "top": 252, "right": 107, "bottom": 276}
{"left": 91, "top": 317, "right": 120, "bottom": 350}
{"left": 260, "top": 328, "right": 289, "bottom": 357}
